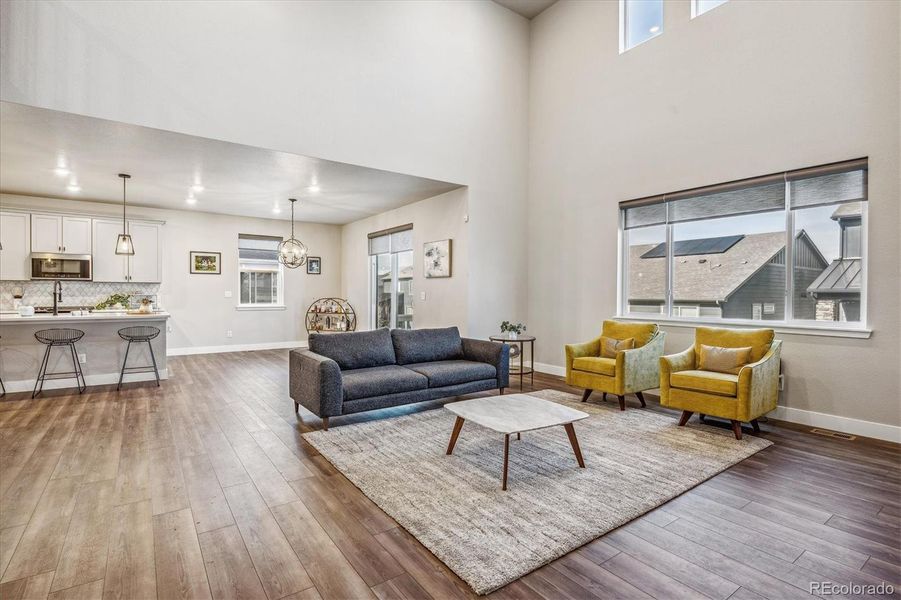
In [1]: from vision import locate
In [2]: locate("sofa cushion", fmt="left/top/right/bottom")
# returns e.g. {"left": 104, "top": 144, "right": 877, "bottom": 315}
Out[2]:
{"left": 671, "top": 369, "right": 738, "bottom": 397}
{"left": 391, "top": 327, "right": 464, "bottom": 365}
{"left": 602, "top": 320, "right": 658, "bottom": 348}
{"left": 694, "top": 327, "right": 774, "bottom": 363}
{"left": 341, "top": 365, "right": 428, "bottom": 401}
{"left": 405, "top": 360, "right": 497, "bottom": 388}
{"left": 309, "top": 328, "right": 396, "bottom": 371}
{"left": 572, "top": 356, "right": 617, "bottom": 377}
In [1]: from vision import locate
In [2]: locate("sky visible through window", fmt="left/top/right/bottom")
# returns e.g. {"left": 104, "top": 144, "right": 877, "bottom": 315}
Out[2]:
{"left": 629, "top": 206, "right": 843, "bottom": 261}
{"left": 624, "top": 0, "right": 662, "bottom": 50}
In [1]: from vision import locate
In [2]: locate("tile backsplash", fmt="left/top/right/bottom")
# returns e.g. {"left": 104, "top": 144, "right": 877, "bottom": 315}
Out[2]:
{"left": 0, "top": 281, "right": 161, "bottom": 311}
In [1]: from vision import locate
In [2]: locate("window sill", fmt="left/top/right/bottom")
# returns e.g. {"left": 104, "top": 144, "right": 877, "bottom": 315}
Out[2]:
{"left": 615, "top": 315, "right": 872, "bottom": 339}
{"left": 236, "top": 305, "right": 287, "bottom": 312}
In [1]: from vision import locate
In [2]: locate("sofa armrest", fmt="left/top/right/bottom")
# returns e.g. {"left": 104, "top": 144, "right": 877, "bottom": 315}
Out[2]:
{"left": 289, "top": 349, "right": 343, "bottom": 418}
{"left": 659, "top": 346, "right": 695, "bottom": 395}
{"left": 620, "top": 330, "right": 666, "bottom": 393}
{"left": 462, "top": 338, "right": 510, "bottom": 388}
{"left": 737, "top": 340, "right": 782, "bottom": 419}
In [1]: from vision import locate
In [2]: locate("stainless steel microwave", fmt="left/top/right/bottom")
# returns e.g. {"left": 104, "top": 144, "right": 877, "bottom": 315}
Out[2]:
{"left": 30, "top": 253, "right": 92, "bottom": 280}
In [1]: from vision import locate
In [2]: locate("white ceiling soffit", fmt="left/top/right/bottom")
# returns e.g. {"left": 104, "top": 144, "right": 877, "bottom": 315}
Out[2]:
{"left": 492, "top": 0, "right": 558, "bottom": 19}
{"left": 0, "top": 101, "right": 463, "bottom": 225}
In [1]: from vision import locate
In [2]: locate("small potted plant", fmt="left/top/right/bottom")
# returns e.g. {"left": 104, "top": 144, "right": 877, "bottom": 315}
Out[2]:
{"left": 500, "top": 321, "right": 527, "bottom": 340}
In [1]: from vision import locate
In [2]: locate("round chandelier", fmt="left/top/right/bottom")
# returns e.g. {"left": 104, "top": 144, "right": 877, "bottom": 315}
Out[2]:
{"left": 278, "top": 198, "right": 308, "bottom": 269}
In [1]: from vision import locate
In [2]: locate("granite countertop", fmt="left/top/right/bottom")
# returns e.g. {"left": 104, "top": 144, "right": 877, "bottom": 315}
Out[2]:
{"left": 0, "top": 311, "right": 170, "bottom": 324}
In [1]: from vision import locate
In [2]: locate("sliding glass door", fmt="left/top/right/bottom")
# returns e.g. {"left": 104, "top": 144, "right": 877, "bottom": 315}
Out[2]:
{"left": 369, "top": 226, "right": 414, "bottom": 330}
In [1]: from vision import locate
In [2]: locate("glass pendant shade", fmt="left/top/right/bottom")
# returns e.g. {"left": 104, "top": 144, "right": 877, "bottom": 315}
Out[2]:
{"left": 278, "top": 198, "right": 308, "bottom": 268}
{"left": 116, "top": 233, "right": 135, "bottom": 256}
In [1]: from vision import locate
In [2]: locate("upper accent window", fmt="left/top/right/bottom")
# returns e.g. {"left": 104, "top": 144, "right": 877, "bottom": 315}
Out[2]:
{"left": 620, "top": 0, "right": 663, "bottom": 53}
{"left": 619, "top": 159, "right": 868, "bottom": 330}
{"left": 238, "top": 234, "right": 284, "bottom": 306}
{"left": 691, "top": 0, "right": 728, "bottom": 18}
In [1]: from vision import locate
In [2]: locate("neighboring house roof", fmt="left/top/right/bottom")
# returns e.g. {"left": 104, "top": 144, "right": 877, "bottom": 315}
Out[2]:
{"left": 629, "top": 231, "right": 823, "bottom": 303}
{"left": 831, "top": 201, "right": 862, "bottom": 221}
{"left": 806, "top": 258, "right": 862, "bottom": 296}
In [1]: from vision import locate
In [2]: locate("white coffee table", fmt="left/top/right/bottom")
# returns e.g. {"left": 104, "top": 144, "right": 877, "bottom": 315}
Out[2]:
{"left": 444, "top": 393, "right": 589, "bottom": 490}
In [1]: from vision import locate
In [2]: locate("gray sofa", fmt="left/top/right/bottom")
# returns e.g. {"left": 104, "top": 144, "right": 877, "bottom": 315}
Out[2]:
{"left": 289, "top": 327, "right": 509, "bottom": 429}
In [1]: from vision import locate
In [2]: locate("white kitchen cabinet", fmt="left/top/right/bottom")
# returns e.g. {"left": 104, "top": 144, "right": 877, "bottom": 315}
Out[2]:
{"left": 127, "top": 221, "right": 162, "bottom": 282}
{"left": 62, "top": 216, "right": 92, "bottom": 254}
{"left": 92, "top": 219, "right": 128, "bottom": 282}
{"left": 31, "top": 213, "right": 62, "bottom": 253}
{"left": 0, "top": 211, "right": 31, "bottom": 280}
{"left": 30, "top": 214, "right": 93, "bottom": 254}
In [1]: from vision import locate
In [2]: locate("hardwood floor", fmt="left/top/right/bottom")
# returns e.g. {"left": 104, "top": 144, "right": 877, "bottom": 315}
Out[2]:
{"left": 0, "top": 349, "right": 898, "bottom": 599}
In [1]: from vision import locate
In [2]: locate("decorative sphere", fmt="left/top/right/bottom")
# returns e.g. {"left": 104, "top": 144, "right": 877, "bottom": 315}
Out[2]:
{"left": 278, "top": 237, "right": 308, "bottom": 268}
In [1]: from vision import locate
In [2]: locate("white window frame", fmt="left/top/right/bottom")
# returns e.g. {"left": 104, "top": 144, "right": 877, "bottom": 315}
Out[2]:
{"left": 619, "top": 0, "right": 663, "bottom": 54}
{"left": 237, "top": 240, "right": 285, "bottom": 310}
{"left": 616, "top": 164, "right": 871, "bottom": 339}
{"left": 691, "top": 0, "right": 728, "bottom": 19}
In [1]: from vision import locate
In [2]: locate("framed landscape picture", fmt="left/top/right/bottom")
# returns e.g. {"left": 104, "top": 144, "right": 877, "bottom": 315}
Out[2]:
{"left": 307, "top": 256, "right": 322, "bottom": 274}
{"left": 424, "top": 239, "right": 452, "bottom": 278}
{"left": 190, "top": 251, "right": 221, "bottom": 274}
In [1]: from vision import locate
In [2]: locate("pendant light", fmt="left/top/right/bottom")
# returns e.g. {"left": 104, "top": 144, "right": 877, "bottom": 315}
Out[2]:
{"left": 278, "top": 198, "right": 308, "bottom": 269}
{"left": 115, "top": 173, "right": 135, "bottom": 255}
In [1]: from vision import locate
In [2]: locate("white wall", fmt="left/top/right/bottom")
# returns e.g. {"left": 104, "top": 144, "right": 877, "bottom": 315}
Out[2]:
{"left": 0, "top": 0, "right": 531, "bottom": 338}
{"left": 528, "top": 0, "right": 901, "bottom": 427}
{"left": 0, "top": 194, "right": 342, "bottom": 350}
{"left": 341, "top": 188, "right": 469, "bottom": 332}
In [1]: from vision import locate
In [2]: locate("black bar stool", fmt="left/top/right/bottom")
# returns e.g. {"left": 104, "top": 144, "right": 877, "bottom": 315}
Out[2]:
{"left": 117, "top": 326, "right": 161, "bottom": 390}
{"left": 33, "top": 328, "right": 87, "bottom": 398}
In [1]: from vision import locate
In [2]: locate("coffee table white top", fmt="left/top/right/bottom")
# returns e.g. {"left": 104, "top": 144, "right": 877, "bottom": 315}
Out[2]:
{"left": 445, "top": 393, "right": 589, "bottom": 435}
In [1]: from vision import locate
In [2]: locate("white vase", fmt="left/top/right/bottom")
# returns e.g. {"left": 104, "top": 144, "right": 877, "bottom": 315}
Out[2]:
{"left": 507, "top": 331, "right": 517, "bottom": 340}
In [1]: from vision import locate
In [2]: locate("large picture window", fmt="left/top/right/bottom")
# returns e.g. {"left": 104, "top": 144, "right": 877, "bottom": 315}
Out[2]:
{"left": 238, "top": 234, "right": 284, "bottom": 307}
{"left": 619, "top": 159, "right": 867, "bottom": 330}
{"left": 369, "top": 224, "right": 414, "bottom": 330}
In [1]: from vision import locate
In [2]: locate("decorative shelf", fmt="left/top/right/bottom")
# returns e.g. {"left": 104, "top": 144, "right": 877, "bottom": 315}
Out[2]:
{"left": 305, "top": 298, "right": 356, "bottom": 334}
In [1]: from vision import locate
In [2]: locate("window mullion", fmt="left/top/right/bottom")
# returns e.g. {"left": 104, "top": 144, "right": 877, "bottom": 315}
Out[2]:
{"left": 665, "top": 217, "right": 674, "bottom": 318}
{"left": 784, "top": 180, "right": 794, "bottom": 324}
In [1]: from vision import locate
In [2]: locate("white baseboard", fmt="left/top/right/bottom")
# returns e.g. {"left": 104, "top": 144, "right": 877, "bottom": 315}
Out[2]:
{"left": 771, "top": 406, "right": 900, "bottom": 444}
{"left": 167, "top": 340, "right": 307, "bottom": 356}
{"left": 3, "top": 369, "right": 169, "bottom": 394}
{"left": 532, "top": 361, "right": 900, "bottom": 443}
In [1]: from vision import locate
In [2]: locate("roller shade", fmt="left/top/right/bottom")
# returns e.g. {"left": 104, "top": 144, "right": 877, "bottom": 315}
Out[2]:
{"left": 669, "top": 181, "right": 786, "bottom": 224}
{"left": 238, "top": 234, "right": 281, "bottom": 261}
{"left": 790, "top": 170, "right": 867, "bottom": 209}
{"left": 368, "top": 223, "right": 413, "bottom": 255}
{"left": 623, "top": 202, "right": 666, "bottom": 230}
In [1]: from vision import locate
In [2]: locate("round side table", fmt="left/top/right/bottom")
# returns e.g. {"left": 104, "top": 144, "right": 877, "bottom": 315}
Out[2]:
{"left": 489, "top": 334, "right": 536, "bottom": 392}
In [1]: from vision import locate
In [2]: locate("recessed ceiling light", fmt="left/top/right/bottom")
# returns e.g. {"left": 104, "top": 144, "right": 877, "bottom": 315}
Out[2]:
{"left": 191, "top": 184, "right": 204, "bottom": 193}
{"left": 308, "top": 185, "right": 321, "bottom": 193}
{"left": 649, "top": 25, "right": 660, "bottom": 33}
{"left": 54, "top": 167, "right": 70, "bottom": 177}
{"left": 67, "top": 183, "right": 81, "bottom": 193}
{"left": 186, "top": 195, "right": 197, "bottom": 205}
{"left": 273, "top": 206, "right": 282, "bottom": 214}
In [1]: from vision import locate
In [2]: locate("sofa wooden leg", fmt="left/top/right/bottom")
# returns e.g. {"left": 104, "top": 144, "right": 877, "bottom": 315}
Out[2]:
{"left": 678, "top": 410, "right": 693, "bottom": 426}
{"left": 294, "top": 401, "right": 299, "bottom": 414}
{"left": 731, "top": 420, "right": 743, "bottom": 440}
{"left": 617, "top": 395, "right": 626, "bottom": 411}
{"left": 322, "top": 417, "right": 329, "bottom": 431}
{"left": 499, "top": 387, "right": 505, "bottom": 395}
{"left": 751, "top": 419, "right": 760, "bottom": 435}
{"left": 636, "top": 391, "right": 646, "bottom": 408}
{"left": 581, "top": 389, "right": 592, "bottom": 402}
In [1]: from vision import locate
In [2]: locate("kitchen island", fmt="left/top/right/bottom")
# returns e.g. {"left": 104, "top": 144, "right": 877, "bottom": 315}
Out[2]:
{"left": 0, "top": 311, "right": 169, "bottom": 393}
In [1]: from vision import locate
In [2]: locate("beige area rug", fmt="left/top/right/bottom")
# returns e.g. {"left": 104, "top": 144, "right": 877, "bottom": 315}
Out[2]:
{"left": 303, "top": 389, "right": 773, "bottom": 595}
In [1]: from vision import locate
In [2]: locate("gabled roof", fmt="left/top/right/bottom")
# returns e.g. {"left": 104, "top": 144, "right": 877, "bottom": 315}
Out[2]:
{"left": 831, "top": 202, "right": 862, "bottom": 221}
{"left": 807, "top": 259, "right": 862, "bottom": 296}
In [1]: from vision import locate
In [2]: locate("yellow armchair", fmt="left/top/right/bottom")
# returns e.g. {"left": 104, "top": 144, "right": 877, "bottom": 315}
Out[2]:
{"left": 565, "top": 320, "right": 665, "bottom": 410}
{"left": 660, "top": 326, "right": 781, "bottom": 439}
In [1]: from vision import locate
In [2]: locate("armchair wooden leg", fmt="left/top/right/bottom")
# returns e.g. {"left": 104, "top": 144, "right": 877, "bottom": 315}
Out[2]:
{"left": 636, "top": 391, "right": 646, "bottom": 408}
{"left": 699, "top": 413, "right": 706, "bottom": 423}
{"left": 617, "top": 395, "right": 626, "bottom": 411}
{"left": 581, "top": 389, "right": 593, "bottom": 402}
{"left": 678, "top": 411, "right": 693, "bottom": 426}
{"left": 294, "top": 401, "right": 299, "bottom": 414}
{"left": 751, "top": 419, "right": 760, "bottom": 435}
{"left": 322, "top": 417, "right": 330, "bottom": 431}
{"left": 730, "top": 420, "right": 743, "bottom": 440}
{"left": 602, "top": 392, "right": 607, "bottom": 402}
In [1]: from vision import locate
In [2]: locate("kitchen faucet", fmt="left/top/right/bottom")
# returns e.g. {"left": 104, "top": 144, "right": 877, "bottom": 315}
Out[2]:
{"left": 53, "top": 280, "right": 63, "bottom": 316}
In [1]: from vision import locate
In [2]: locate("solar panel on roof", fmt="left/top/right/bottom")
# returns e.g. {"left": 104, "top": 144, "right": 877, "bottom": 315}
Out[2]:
{"left": 640, "top": 235, "right": 745, "bottom": 259}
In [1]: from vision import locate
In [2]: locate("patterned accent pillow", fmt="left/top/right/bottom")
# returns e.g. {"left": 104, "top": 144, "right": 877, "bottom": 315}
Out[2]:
{"left": 600, "top": 336, "right": 635, "bottom": 358}
{"left": 699, "top": 344, "right": 752, "bottom": 375}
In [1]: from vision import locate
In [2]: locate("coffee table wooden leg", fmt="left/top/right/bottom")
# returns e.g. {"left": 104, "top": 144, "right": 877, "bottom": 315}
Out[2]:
{"left": 564, "top": 423, "right": 585, "bottom": 468}
{"left": 446, "top": 417, "right": 465, "bottom": 455}
{"left": 502, "top": 433, "right": 510, "bottom": 490}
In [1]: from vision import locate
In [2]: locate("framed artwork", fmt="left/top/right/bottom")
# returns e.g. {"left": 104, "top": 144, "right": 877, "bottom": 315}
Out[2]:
{"left": 307, "top": 256, "right": 322, "bottom": 275}
{"left": 190, "top": 251, "right": 221, "bottom": 274}
{"left": 424, "top": 239, "right": 452, "bottom": 278}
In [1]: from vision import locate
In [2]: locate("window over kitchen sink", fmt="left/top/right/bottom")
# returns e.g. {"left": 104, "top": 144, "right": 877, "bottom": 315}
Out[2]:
{"left": 238, "top": 234, "right": 284, "bottom": 308}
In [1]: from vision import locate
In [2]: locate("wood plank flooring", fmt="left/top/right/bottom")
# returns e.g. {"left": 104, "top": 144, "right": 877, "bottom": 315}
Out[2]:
{"left": 0, "top": 350, "right": 898, "bottom": 599}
